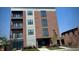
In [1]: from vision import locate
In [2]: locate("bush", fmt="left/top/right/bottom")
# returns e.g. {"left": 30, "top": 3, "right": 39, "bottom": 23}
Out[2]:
{"left": 22, "top": 46, "right": 39, "bottom": 51}
{"left": 52, "top": 44, "right": 58, "bottom": 47}
{"left": 32, "top": 45, "right": 36, "bottom": 48}
{"left": 12, "top": 48, "right": 16, "bottom": 51}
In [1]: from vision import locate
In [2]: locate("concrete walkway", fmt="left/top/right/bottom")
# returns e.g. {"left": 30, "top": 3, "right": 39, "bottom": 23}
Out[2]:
{"left": 38, "top": 46, "right": 71, "bottom": 51}
{"left": 38, "top": 48, "right": 50, "bottom": 51}
{"left": 52, "top": 46, "right": 71, "bottom": 51}
{"left": 16, "top": 50, "right": 22, "bottom": 51}
{"left": 59, "top": 46, "right": 70, "bottom": 49}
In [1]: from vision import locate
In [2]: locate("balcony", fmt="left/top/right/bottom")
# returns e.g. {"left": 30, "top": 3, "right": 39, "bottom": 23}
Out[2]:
{"left": 11, "top": 14, "right": 23, "bottom": 19}
{"left": 11, "top": 23, "right": 23, "bottom": 30}
{"left": 11, "top": 26, "right": 23, "bottom": 30}
{"left": 11, "top": 33, "right": 23, "bottom": 40}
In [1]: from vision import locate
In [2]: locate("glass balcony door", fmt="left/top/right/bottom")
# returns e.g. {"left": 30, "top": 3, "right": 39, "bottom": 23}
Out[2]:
{"left": 13, "top": 14, "right": 22, "bottom": 18}
{"left": 13, "top": 23, "right": 22, "bottom": 29}
{"left": 13, "top": 32, "right": 23, "bottom": 39}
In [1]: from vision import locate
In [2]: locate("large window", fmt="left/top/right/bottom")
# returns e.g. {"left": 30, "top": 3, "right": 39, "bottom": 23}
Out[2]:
{"left": 42, "top": 28, "right": 49, "bottom": 36}
{"left": 41, "top": 11, "right": 46, "bottom": 17}
{"left": 27, "top": 11, "right": 33, "bottom": 15}
{"left": 28, "top": 29, "right": 34, "bottom": 35}
{"left": 28, "top": 19, "right": 33, "bottom": 25}
{"left": 41, "top": 19, "right": 48, "bottom": 27}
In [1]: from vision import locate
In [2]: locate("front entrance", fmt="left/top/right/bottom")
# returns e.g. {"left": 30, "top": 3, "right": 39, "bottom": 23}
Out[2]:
{"left": 12, "top": 39, "right": 23, "bottom": 50}
{"left": 61, "top": 39, "right": 65, "bottom": 45}
{"left": 57, "top": 40, "right": 60, "bottom": 46}
{"left": 37, "top": 38, "right": 51, "bottom": 48}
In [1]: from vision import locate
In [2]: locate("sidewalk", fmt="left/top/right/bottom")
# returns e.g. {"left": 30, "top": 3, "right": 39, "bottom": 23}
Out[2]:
{"left": 53, "top": 46, "right": 71, "bottom": 51}
{"left": 59, "top": 46, "right": 70, "bottom": 49}
{"left": 38, "top": 48, "right": 50, "bottom": 51}
{"left": 38, "top": 46, "right": 71, "bottom": 51}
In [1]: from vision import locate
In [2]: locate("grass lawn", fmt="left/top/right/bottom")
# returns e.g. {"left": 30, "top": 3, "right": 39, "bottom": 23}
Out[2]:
{"left": 22, "top": 48, "right": 39, "bottom": 51}
{"left": 47, "top": 47, "right": 64, "bottom": 50}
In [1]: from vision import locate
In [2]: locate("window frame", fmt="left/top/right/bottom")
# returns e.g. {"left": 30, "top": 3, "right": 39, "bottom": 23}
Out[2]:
{"left": 41, "top": 19, "right": 48, "bottom": 27}
{"left": 42, "top": 28, "right": 49, "bottom": 36}
{"left": 27, "top": 11, "right": 33, "bottom": 16}
{"left": 28, "top": 29, "right": 34, "bottom": 35}
{"left": 40, "top": 11, "right": 47, "bottom": 17}
{"left": 28, "top": 19, "right": 33, "bottom": 25}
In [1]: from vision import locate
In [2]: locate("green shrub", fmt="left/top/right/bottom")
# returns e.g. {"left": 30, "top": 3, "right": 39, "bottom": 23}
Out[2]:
{"left": 12, "top": 48, "right": 16, "bottom": 51}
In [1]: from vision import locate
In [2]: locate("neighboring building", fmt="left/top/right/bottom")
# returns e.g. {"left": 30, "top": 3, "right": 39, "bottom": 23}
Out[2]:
{"left": 61, "top": 27, "right": 79, "bottom": 47}
{"left": 10, "top": 7, "right": 59, "bottom": 49}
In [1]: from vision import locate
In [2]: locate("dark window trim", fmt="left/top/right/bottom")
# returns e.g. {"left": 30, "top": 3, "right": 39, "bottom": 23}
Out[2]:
{"left": 42, "top": 28, "right": 49, "bottom": 36}
{"left": 40, "top": 11, "right": 47, "bottom": 17}
{"left": 41, "top": 18, "right": 48, "bottom": 27}
{"left": 27, "top": 11, "right": 33, "bottom": 15}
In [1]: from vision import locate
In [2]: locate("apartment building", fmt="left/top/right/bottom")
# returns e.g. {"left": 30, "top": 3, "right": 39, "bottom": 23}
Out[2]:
{"left": 10, "top": 7, "right": 59, "bottom": 49}
{"left": 61, "top": 27, "right": 79, "bottom": 47}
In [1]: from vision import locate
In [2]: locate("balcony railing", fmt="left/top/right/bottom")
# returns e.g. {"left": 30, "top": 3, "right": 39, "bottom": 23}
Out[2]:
{"left": 11, "top": 23, "right": 23, "bottom": 29}
{"left": 11, "top": 33, "right": 23, "bottom": 39}
{"left": 11, "top": 26, "right": 23, "bottom": 29}
{"left": 11, "top": 14, "right": 23, "bottom": 19}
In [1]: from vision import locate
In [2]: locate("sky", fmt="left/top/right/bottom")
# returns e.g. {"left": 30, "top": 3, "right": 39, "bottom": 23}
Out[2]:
{"left": 0, "top": 7, "right": 79, "bottom": 39}
{"left": 0, "top": 7, "right": 10, "bottom": 39}
{"left": 56, "top": 7, "right": 79, "bottom": 34}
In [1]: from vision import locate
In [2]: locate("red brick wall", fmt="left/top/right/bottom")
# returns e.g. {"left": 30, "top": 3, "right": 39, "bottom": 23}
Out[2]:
{"left": 47, "top": 11, "right": 59, "bottom": 37}
{"left": 34, "top": 11, "right": 43, "bottom": 38}
{"left": 63, "top": 28, "right": 79, "bottom": 47}
{"left": 34, "top": 11, "right": 59, "bottom": 39}
{"left": 23, "top": 11, "right": 26, "bottom": 48}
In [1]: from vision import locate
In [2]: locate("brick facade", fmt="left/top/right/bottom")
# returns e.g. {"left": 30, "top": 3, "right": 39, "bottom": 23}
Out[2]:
{"left": 10, "top": 8, "right": 59, "bottom": 48}
{"left": 62, "top": 28, "right": 79, "bottom": 47}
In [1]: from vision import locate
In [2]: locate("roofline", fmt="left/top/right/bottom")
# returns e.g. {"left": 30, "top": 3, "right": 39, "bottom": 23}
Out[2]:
{"left": 11, "top": 7, "right": 55, "bottom": 9}
{"left": 11, "top": 7, "right": 56, "bottom": 11}
{"left": 61, "top": 27, "right": 79, "bottom": 35}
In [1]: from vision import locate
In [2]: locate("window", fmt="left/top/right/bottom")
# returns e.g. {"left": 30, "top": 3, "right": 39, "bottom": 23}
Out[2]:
{"left": 28, "top": 19, "right": 33, "bottom": 25}
{"left": 41, "top": 11, "right": 46, "bottom": 17}
{"left": 27, "top": 11, "right": 33, "bottom": 15}
{"left": 42, "top": 28, "right": 49, "bottom": 36}
{"left": 28, "top": 29, "right": 34, "bottom": 35}
{"left": 41, "top": 19, "right": 48, "bottom": 27}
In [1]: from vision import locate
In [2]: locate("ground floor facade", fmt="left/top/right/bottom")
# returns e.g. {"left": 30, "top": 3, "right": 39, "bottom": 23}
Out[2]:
{"left": 11, "top": 37, "right": 64, "bottom": 49}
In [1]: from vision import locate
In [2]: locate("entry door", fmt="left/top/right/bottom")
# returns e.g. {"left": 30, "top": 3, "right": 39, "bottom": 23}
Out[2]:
{"left": 37, "top": 39, "right": 50, "bottom": 48}
{"left": 61, "top": 39, "right": 65, "bottom": 45}
{"left": 38, "top": 40, "right": 45, "bottom": 48}
{"left": 57, "top": 40, "right": 60, "bottom": 46}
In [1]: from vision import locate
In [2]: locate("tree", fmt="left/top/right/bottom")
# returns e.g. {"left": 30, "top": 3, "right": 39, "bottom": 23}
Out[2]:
{"left": 51, "top": 30, "right": 58, "bottom": 46}
{"left": 0, "top": 37, "right": 8, "bottom": 51}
